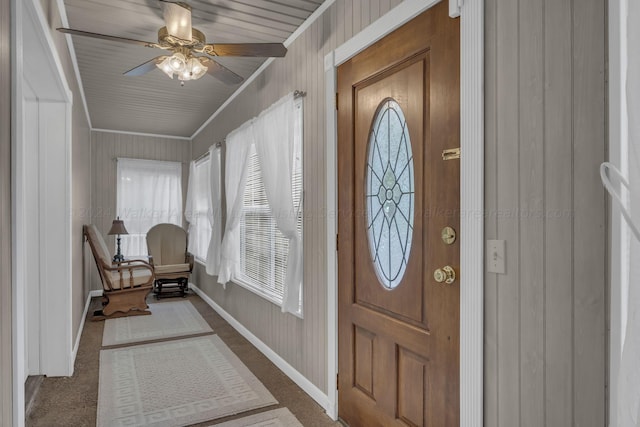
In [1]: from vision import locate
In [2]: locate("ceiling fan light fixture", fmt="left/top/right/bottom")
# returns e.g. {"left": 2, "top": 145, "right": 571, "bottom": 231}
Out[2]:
{"left": 168, "top": 52, "right": 186, "bottom": 72}
{"left": 155, "top": 53, "right": 207, "bottom": 82}
{"left": 186, "top": 57, "right": 207, "bottom": 80}
{"left": 177, "top": 57, "right": 205, "bottom": 81}
{"left": 156, "top": 56, "right": 174, "bottom": 78}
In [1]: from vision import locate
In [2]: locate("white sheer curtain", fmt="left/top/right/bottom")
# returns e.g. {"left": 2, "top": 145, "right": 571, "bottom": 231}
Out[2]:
{"left": 184, "top": 158, "right": 212, "bottom": 260}
{"left": 184, "top": 161, "right": 196, "bottom": 249}
{"left": 116, "top": 158, "right": 182, "bottom": 257}
{"left": 206, "top": 145, "right": 222, "bottom": 275}
{"left": 252, "top": 94, "right": 303, "bottom": 315}
{"left": 218, "top": 121, "right": 254, "bottom": 285}
{"left": 618, "top": 1, "right": 640, "bottom": 424}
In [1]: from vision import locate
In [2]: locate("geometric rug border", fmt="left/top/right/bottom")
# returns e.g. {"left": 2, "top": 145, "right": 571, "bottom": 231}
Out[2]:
{"left": 97, "top": 334, "right": 278, "bottom": 427}
{"left": 209, "top": 408, "right": 303, "bottom": 427}
{"left": 102, "top": 300, "right": 213, "bottom": 347}
{"left": 210, "top": 408, "right": 303, "bottom": 426}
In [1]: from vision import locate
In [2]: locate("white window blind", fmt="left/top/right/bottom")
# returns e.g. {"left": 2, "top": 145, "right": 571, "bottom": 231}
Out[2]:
{"left": 116, "top": 158, "right": 183, "bottom": 257}
{"left": 237, "top": 100, "right": 303, "bottom": 308}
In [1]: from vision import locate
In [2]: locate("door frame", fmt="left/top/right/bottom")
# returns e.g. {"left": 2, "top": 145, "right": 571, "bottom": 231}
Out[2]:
{"left": 324, "top": 0, "right": 484, "bottom": 422}
{"left": 607, "top": 0, "right": 628, "bottom": 425}
{"left": 12, "top": 0, "right": 74, "bottom": 425}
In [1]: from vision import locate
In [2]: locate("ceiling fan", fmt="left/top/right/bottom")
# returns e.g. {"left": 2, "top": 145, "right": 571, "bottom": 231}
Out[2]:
{"left": 57, "top": 0, "right": 287, "bottom": 85}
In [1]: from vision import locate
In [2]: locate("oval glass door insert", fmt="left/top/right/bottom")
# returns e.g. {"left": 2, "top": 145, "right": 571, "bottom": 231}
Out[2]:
{"left": 365, "top": 98, "right": 415, "bottom": 289}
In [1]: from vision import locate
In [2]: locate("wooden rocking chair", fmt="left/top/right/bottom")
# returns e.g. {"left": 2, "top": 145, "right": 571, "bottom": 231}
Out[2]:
{"left": 84, "top": 224, "right": 154, "bottom": 320}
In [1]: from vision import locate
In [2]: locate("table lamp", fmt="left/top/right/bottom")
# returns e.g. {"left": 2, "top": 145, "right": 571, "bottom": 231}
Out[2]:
{"left": 107, "top": 217, "right": 128, "bottom": 263}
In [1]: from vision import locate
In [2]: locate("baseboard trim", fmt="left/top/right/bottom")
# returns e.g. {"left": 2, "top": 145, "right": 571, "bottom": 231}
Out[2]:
{"left": 189, "top": 284, "right": 331, "bottom": 414}
{"left": 70, "top": 290, "right": 96, "bottom": 373}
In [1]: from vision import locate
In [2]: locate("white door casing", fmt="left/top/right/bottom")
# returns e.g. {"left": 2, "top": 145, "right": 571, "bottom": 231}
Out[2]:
{"left": 12, "top": 0, "right": 74, "bottom": 425}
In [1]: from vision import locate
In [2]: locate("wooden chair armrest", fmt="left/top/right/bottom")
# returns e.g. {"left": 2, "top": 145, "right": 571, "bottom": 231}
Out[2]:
{"left": 117, "top": 259, "right": 153, "bottom": 267}
{"left": 102, "top": 261, "right": 154, "bottom": 289}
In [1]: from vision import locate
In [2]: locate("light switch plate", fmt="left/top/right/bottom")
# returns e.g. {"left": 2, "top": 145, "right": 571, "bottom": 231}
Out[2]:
{"left": 487, "top": 240, "right": 506, "bottom": 274}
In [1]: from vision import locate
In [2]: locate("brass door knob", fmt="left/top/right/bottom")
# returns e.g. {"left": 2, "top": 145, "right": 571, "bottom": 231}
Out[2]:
{"left": 434, "top": 266, "right": 456, "bottom": 284}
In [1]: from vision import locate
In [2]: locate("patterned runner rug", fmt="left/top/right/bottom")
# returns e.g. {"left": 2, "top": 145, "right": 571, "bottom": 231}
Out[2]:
{"left": 97, "top": 335, "right": 278, "bottom": 426}
{"left": 102, "top": 300, "right": 213, "bottom": 346}
{"left": 212, "top": 408, "right": 302, "bottom": 426}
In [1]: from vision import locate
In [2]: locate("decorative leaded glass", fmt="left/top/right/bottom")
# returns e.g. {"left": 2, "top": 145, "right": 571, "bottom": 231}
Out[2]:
{"left": 365, "top": 98, "right": 414, "bottom": 289}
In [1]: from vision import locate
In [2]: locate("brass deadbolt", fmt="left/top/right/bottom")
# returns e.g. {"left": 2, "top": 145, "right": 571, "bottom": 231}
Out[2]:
{"left": 434, "top": 266, "right": 456, "bottom": 284}
{"left": 441, "top": 226, "right": 457, "bottom": 245}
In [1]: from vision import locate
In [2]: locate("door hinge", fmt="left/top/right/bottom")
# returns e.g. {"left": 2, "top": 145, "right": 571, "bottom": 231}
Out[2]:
{"left": 335, "top": 92, "right": 339, "bottom": 110}
{"left": 336, "top": 234, "right": 339, "bottom": 252}
{"left": 336, "top": 373, "right": 339, "bottom": 390}
{"left": 442, "top": 147, "right": 461, "bottom": 160}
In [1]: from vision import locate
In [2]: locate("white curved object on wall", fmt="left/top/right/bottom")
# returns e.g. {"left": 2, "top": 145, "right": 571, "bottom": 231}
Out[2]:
{"left": 601, "top": 162, "right": 640, "bottom": 241}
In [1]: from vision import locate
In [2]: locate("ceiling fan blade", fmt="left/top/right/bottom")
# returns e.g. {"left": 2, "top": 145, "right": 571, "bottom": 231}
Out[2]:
{"left": 124, "top": 56, "right": 166, "bottom": 76}
{"left": 200, "top": 58, "right": 244, "bottom": 85}
{"left": 57, "top": 28, "right": 159, "bottom": 48}
{"left": 205, "top": 43, "right": 287, "bottom": 57}
{"left": 160, "top": 1, "right": 192, "bottom": 41}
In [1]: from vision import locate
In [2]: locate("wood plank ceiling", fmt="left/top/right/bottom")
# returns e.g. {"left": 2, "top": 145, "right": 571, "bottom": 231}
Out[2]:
{"left": 62, "top": 0, "right": 324, "bottom": 137}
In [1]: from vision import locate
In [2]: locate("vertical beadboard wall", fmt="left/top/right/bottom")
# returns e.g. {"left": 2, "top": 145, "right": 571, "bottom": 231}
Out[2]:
{"left": 0, "top": 0, "right": 12, "bottom": 423}
{"left": 90, "top": 131, "right": 191, "bottom": 291}
{"left": 192, "top": 0, "right": 402, "bottom": 393}
{"left": 484, "top": 0, "right": 607, "bottom": 425}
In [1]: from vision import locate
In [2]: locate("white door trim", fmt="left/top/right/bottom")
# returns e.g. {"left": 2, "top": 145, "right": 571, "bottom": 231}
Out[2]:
{"left": 607, "top": 1, "right": 627, "bottom": 425}
{"left": 324, "top": 0, "right": 484, "bottom": 423}
{"left": 12, "top": 0, "right": 74, "bottom": 425}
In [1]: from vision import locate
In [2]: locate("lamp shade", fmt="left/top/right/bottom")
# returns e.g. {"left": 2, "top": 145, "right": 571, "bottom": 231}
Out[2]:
{"left": 107, "top": 218, "right": 129, "bottom": 235}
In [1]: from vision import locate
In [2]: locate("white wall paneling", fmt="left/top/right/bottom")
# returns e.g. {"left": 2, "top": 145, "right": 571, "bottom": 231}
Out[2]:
{"left": 1, "top": 0, "right": 11, "bottom": 422}
{"left": 484, "top": 0, "right": 607, "bottom": 424}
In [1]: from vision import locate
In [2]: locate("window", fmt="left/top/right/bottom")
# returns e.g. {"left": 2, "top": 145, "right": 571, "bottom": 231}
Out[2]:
{"left": 365, "top": 99, "right": 414, "bottom": 289}
{"left": 186, "top": 157, "right": 213, "bottom": 262}
{"left": 116, "top": 158, "right": 182, "bottom": 257}
{"left": 236, "top": 99, "right": 303, "bottom": 308}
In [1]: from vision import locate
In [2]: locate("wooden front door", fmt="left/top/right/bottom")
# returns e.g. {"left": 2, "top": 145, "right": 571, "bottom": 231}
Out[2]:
{"left": 337, "top": 3, "right": 460, "bottom": 426}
